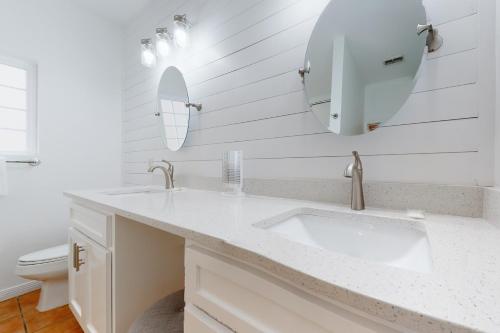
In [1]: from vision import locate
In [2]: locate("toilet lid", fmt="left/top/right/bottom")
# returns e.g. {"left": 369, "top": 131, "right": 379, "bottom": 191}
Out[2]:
{"left": 18, "top": 244, "right": 68, "bottom": 265}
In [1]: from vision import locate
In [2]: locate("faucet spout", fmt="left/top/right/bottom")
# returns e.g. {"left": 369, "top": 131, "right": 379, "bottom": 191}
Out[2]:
{"left": 344, "top": 151, "right": 365, "bottom": 210}
{"left": 148, "top": 160, "right": 174, "bottom": 189}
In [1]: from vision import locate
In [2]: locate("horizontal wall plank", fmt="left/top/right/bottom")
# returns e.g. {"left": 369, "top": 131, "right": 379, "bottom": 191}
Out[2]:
{"left": 123, "top": 118, "right": 479, "bottom": 162}
{"left": 423, "top": 0, "right": 477, "bottom": 25}
{"left": 124, "top": 151, "right": 481, "bottom": 185}
{"left": 413, "top": 49, "right": 477, "bottom": 93}
{"left": 386, "top": 83, "right": 478, "bottom": 125}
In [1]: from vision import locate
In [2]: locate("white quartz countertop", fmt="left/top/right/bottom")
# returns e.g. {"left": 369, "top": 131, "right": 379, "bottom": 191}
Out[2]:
{"left": 64, "top": 187, "right": 500, "bottom": 333}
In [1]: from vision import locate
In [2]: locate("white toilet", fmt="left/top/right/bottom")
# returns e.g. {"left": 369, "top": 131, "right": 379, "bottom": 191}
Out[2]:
{"left": 15, "top": 244, "right": 69, "bottom": 312}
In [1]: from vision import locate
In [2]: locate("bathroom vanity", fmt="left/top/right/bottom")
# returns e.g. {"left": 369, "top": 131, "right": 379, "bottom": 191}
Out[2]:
{"left": 64, "top": 187, "right": 500, "bottom": 333}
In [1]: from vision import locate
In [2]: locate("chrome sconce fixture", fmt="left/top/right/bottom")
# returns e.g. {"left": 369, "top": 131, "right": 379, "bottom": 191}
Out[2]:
{"left": 298, "top": 60, "right": 311, "bottom": 83}
{"left": 173, "top": 14, "right": 192, "bottom": 48}
{"left": 155, "top": 28, "right": 173, "bottom": 57}
{"left": 186, "top": 102, "right": 202, "bottom": 111}
{"left": 417, "top": 23, "right": 443, "bottom": 53}
{"left": 141, "top": 38, "right": 156, "bottom": 68}
{"left": 140, "top": 14, "right": 193, "bottom": 67}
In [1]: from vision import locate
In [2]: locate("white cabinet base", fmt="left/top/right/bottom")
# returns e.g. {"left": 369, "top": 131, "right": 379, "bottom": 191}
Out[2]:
{"left": 185, "top": 244, "right": 402, "bottom": 333}
{"left": 184, "top": 304, "right": 234, "bottom": 333}
{"left": 68, "top": 227, "right": 111, "bottom": 333}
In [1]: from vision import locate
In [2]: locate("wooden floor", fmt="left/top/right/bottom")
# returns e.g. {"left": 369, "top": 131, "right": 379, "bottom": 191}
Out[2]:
{"left": 0, "top": 290, "right": 83, "bottom": 333}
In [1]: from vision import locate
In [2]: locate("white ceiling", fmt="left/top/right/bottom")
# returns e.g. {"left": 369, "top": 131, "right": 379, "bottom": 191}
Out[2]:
{"left": 73, "top": 0, "right": 152, "bottom": 25}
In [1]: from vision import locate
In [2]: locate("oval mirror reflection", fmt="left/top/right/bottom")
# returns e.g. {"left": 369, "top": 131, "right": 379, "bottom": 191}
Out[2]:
{"left": 304, "top": 0, "right": 427, "bottom": 136}
{"left": 157, "top": 66, "right": 190, "bottom": 151}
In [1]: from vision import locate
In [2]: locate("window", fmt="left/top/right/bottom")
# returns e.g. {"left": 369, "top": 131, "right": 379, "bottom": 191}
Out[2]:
{"left": 0, "top": 55, "right": 37, "bottom": 156}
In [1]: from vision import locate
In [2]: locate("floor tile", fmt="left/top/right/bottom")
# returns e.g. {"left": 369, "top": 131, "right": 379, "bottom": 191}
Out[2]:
{"left": 31, "top": 316, "right": 83, "bottom": 333}
{"left": 0, "top": 315, "right": 25, "bottom": 333}
{"left": 24, "top": 305, "right": 73, "bottom": 333}
{"left": 0, "top": 290, "right": 82, "bottom": 333}
{"left": 0, "top": 298, "right": 21, "bottom": 322}
{"left": 18, "top": 290, "right": 40, "bottom": 313}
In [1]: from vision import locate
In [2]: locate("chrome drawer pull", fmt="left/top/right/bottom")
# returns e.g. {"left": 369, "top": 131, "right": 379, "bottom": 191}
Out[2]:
{"left": 73, "top": 243, "right": 85, "bottom": 272}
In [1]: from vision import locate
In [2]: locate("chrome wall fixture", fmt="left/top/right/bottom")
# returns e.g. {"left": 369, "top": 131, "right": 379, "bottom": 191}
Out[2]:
{"left": 185, "top": 102, "right": 202, "bottom": 111}
{"left": 417, "top": 23, "right": 443, "bottom": 53}
{"left": 6, "top": 158, "right": 41, "bottom": 166}
{"left": 140, "top": 14, "right": 193, "bottom": 68}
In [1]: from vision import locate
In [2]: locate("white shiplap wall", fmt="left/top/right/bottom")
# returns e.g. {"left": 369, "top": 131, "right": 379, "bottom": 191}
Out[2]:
{"left": 122, "top": 0, "right": 495, "bottom": 186}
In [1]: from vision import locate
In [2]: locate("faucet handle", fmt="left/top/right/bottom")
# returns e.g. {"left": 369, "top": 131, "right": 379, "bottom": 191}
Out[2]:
{"left": 161, "top": 160, "right": 174, "bottom": 174}
{"left": 344, "top": 162, "right": 353, "bottom": 178}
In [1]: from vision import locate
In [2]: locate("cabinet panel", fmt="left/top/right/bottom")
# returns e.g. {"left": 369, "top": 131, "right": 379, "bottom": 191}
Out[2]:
{"left": 184, "top": 304, "right": 234, "bottom": 333}
{"left": 186, "top": 246, "right": 401, "bottom": 333}
{"left": 69, "top": 228, "right": 89, "bottom": 328}
{"left": 68, "top": 227, "right": 111, "bottom": 333}
{"left": 86, "top": 240, "right": 111, "bottom": 333}
{"left": 70, "top": 203, "right": 112, "bottom": 247}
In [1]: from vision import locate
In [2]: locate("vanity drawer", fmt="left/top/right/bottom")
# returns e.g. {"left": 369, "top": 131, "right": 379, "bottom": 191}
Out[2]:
{"left": 185, "top": 246, "right": 401, "bottom": 333}
{"left": 70, "top": 203, "right": 112, "bottom": 247}
{"left": 184, "top": 304, "right": 234, "bottom": 333}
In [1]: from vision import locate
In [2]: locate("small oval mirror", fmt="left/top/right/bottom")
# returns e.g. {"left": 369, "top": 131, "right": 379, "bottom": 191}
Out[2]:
{"left": 157, "top": 66, "right": 190, "bottom": 151}
{"left": 304, "top": 0, "right": 427, "bottom": 136}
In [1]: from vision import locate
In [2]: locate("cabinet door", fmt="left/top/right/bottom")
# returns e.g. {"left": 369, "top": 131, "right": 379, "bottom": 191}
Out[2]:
{"left": 69, "top": 227, "right": 111, "bottom": 333}
{"left": 184, "top": 304, "right": 234, "bottom": 333}
{"left": 68, "top": 228, "right": 90, "bottom": 327}
{"left": 86, "top": 238, "right": 111, "bottom": 333}
{"left": 186, "top": 246, "right": 402, "bottom": 333}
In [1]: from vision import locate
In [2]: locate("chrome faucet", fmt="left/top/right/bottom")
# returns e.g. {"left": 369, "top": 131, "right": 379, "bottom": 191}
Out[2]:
{"left": 344, "top": 151, "right": 365, "bottom": 210}
{"left": 148, "top": 160, "right": 174, "bottom": 189}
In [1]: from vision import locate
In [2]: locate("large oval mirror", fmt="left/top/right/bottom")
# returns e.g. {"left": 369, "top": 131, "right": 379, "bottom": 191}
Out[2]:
{"left": 157, "top": 66, "right": 190, "bottom": 151}
{"left": 304, "top": 0, "right": 427, "bottom": 136}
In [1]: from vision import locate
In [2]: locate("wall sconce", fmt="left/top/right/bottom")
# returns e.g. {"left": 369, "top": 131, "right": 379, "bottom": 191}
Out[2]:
{"left": 155, "top": 28, "right": 172, "bottom": 57}
{"left": 173, "top": 14, "right": 191, "bottom": 48}
{"left": 141, "top": 38, "right": 156, "bottom": 68}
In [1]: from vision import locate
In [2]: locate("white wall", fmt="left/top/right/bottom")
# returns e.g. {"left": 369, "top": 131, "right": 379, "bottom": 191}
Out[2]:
{"left": 122, "top": 0, "right": 495, "bottom": 187}
{"left": 496, "top": 0, "right": 500, "bottom": 186}
{"left": 0, "top": 0, "right": 122, "bottom": 293}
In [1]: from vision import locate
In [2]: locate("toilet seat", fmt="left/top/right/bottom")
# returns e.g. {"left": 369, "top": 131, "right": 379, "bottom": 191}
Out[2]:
{"left": 16, "top": 244, "right": 69, "bottom": 281}
{"left": 18, "top": 244, "right": 68, "bottom": 265}
{"left": 16, "top": 258, "right": 67, "bottom": 280}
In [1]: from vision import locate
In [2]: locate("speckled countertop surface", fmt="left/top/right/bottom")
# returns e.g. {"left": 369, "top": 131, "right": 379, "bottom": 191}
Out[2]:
{"left": 64, "top": 187, "right": 500, "bottom": 333}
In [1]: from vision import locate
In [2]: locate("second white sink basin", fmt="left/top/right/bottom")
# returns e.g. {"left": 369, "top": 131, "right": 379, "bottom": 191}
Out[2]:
{"left": 102, "top": 186, "right": 182, "bottom": 196}
{"left": 255, "top": 208, "right": 432, "bottom": 273}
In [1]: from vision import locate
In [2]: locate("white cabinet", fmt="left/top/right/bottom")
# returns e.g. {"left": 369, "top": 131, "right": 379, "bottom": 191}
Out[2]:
{"left": 68, "top": 228, "right": 88, "bottom": 325}
{"left": 69, "top": 227, "right": 111, "bottom": 333}
{"left": 68, "top": 203, "right": 185, "bottom": 333}
{"left": 184, "top": 304, "right": 234, "bottom": 333}
{"left": 185, "top": 245, "right": 403, "bottom": 333}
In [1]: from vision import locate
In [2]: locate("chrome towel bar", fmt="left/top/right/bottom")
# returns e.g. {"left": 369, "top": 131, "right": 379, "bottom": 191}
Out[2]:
{"left": 6, "top": 158, "right": 41, "bottom": 166}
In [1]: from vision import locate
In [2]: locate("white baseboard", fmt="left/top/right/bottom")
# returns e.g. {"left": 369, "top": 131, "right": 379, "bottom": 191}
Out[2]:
{"left": 0, "top": 281, "right": 41, "bottom": 302}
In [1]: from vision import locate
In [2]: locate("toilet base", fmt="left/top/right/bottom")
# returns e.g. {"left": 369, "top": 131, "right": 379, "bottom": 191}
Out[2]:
{"left": 37, "top": 278, "right": 68, "bottom": 312}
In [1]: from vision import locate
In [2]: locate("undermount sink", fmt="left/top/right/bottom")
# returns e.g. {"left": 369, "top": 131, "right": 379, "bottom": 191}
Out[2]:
{"left": 254, "top": 208, "right": 432, "bottom": 273}
{"left": 102, "top": 186, "right": 182, "bottom": 196}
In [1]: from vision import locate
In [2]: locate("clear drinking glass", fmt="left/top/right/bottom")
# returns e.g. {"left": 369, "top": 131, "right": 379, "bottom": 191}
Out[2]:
{"left": 222, "top": 150, "right": 243, "bottom": 195}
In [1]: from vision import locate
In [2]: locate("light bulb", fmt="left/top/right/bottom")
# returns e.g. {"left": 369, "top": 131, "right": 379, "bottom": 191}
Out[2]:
{"left": 155, "top": 28, "right": 171, "bottom": 57}
{"left": 141, "top": 39, "right": 156, "bottom": 67}
{"left": 156, "top": 38, "right": 170, "bottom": 57}
{"left": 142, "top": 48, "right": 156, "bottom": 67}
{"left": 174, "top": 28, "right": 188, "bottom": 48}
{"left": 173, "top": 14, "right": 191, "bottom": 48}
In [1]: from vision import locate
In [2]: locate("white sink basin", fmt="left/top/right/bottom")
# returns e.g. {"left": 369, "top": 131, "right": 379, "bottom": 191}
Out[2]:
{"left": 255, "top": 208, "right": 432, "bottom": 273}
{"left": 102, "top": 186, "right": 182, "bottom": 196}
